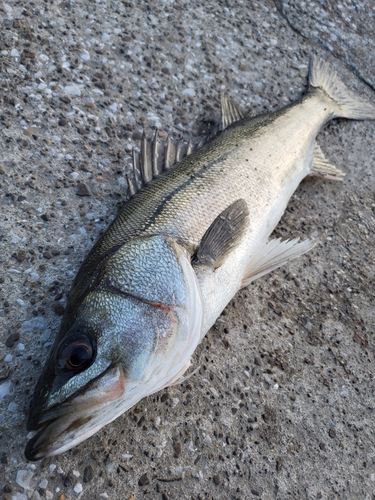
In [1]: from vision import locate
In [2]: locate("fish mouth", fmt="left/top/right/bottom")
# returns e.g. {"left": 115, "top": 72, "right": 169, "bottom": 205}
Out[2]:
{"left": 25, "top": 365, "right": 125, "bottom": 461}
{"left": 25, "top": 412, "right": 101, "bottom": 461}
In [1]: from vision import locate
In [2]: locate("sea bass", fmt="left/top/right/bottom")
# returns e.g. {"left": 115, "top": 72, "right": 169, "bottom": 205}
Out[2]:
{"left": 25, "top": 57, "right": 375, "bottom": 460}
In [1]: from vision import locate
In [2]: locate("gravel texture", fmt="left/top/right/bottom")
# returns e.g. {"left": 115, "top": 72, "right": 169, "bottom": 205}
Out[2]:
{"left": 1, "top": 1, "right": 375, "bottom": 499}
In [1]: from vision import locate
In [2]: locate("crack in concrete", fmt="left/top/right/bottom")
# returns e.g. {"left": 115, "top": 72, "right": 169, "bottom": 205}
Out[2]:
{"left": 273, "top": 0, "right": 375, "bottom": 93}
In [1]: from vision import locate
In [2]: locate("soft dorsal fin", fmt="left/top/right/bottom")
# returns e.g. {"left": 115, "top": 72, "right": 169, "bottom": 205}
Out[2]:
{"left": 220, "top": 93, "right": 244, "bottom": 130}
{"left": 192, "top": 199, "right": 249, "bottom": 270}
{"left": 310, "top": 142, "right": 345, "bottom": 180}
{"left": 129, "top": 130, "right": 206, "bottom": 197}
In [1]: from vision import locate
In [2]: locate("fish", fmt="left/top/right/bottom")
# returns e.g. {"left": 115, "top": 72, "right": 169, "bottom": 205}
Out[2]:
{"left": 25, "top": 57, "right": 375, "bottom": 460}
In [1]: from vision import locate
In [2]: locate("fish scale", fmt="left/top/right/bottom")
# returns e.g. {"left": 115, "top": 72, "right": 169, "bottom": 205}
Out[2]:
{"left": 25, "top": 57, "right": 375, "bottom": 460}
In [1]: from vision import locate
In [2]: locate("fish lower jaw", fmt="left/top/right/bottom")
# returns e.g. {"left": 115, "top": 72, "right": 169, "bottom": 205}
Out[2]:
{"left": 26, "top": 422, "right": 105, "bottom": 461}
{"left": 24, "top": 387, "right": 143, "bottom": 461}
{"left": 25, "top": 365, "right": 127, "bottom": 460}
{"left": 25, "top": 363, "right": 192, "bottom": 461}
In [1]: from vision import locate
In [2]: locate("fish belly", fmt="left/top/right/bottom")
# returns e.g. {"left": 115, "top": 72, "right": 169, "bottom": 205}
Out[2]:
{"left": 194, "top": 93, "right": 332, "bottom": 336}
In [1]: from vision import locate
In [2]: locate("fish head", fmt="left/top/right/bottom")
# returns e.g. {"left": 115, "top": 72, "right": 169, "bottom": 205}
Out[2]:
{"left": 25, "top": 235, "right": 203, "bottom": 460}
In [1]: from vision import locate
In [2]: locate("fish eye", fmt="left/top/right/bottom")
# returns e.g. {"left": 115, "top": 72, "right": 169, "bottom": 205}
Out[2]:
{"left": 57, "top": 333, "right": 95, "bottom": 372}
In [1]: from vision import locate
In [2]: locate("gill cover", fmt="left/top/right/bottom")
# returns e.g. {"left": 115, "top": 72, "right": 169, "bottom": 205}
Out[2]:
{"left": 26, "top": 235, "right": 203, "bottom": 460}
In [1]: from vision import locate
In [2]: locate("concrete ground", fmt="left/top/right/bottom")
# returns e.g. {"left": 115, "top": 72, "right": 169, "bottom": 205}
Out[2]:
{"left": 0, "top": 1, "right": 374, "bottom": 499}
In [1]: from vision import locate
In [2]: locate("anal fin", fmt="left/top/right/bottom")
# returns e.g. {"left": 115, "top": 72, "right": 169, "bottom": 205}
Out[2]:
{"left": 193, "top": 199, "right": 249, "bottom": 270}
{"left": 241, "top": 238, "right": 315, "bottom": 288}
{"left": 310, "top": 142, "right": 345, "bottom": 181}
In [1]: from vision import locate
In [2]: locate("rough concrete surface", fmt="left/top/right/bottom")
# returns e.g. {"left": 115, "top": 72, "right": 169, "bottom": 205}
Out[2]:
{"left": 0, "top": 0, "right": 374, "bottom": 499}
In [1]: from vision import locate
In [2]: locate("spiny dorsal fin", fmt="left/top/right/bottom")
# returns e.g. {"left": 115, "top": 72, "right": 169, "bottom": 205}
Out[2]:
{"left": 192, "top": 199, "right": 249, "bottom": 270}
{"left": 310, "top": 142, "right": 345, "bottom": 180}
{"left": 220, "top": 92, "right": 244, "bottom": 130}
{"left": 125, "top": 173, "right": 137, "bottom": 197}
{"left": 127, "top": 131, "right": 206, "bottom": 197}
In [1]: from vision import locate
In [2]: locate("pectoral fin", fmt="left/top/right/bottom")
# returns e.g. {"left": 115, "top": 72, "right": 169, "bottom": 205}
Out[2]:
{"left": 193, "top": 199, "right": 249, "bottom": 270}
{"left": 241, "top": 238, "right": 315, "bottom": 288}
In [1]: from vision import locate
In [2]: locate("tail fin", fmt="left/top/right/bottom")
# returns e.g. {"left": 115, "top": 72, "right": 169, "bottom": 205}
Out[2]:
{"left": 309, "top": 56, "right": 375, "bottom": 120}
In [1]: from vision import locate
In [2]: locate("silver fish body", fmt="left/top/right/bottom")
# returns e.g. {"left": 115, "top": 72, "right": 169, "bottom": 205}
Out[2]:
{"left": 25, "top": 57, "right": 375, "bottom": 460}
